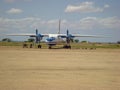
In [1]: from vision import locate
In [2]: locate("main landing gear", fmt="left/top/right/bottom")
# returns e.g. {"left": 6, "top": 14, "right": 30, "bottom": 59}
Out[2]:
{"left": 63, "top": 45, "right": 71, "bottom": 49}
{"left": 38, "top": 45, "right": 42, "bottom": 48}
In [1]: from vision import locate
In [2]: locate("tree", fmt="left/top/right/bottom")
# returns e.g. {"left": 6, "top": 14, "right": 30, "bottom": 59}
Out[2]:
{"left": 2, "top": 38, "right": 12, "bottom": 42}
{"left": 28, "top": 38, "right": 35, "bottom": 42}
{"left": 117, "top": 41, "right": 120, "bottom": 44}
{"left": 81, "top": 41, "right": 87, "bottom": 43}
{"left": 74, "top": 39, "right": 79, "bottom": 43}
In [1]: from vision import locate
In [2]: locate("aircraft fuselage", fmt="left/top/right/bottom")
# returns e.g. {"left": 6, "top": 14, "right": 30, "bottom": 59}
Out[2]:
{"left": 45, "top": 34, "right": 64, "bottom": 46}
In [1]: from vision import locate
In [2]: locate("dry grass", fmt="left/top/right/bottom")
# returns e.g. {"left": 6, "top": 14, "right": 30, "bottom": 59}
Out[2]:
{"left": 0, "top": 47, "right": 120, "bottom": 90}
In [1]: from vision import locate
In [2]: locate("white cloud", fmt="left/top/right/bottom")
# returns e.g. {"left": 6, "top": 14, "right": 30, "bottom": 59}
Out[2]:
{"left": 0, "top": 17, "right": 59, "bottom": 32}
{"left": 104, "top": 4, "right": 110, "bottom": 8}
{"left": 65, "top": 2, "right": 109, "bottom": 13}
{"left": 100, "top": 17, "right": 120, "bottom": 29}
{"left": 78, "top": 17, "right": 99, "bottom": 29}
{"left": 0, "top": 17, "right": 120, "bottom": 33}
{"left": 72, "top": 17, "right": 120, "bottom": 30}
{"left": 6, "top": 8, "right": 23, "bottom": 14}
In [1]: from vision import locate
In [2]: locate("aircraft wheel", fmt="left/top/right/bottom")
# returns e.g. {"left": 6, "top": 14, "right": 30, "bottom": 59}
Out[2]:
{"left": 67, "top": 45, "right": 71, "bottom": 49}
{"left": 69, "top": 46, "right": 71, "bottom": 49}
{"left": 49, "top": 46, "right": 52, "bottom": 49}
{"left": 38, "top": 45, "right": 41, "bottom": 48}
{"left": 30, "top": 44, "right": 33, "bottom": 48}
{"left": 63, "top": 45, "right": 71, "bottom": 49}
{"left": 23, "top": 44, "right": 28, "bottom": 48}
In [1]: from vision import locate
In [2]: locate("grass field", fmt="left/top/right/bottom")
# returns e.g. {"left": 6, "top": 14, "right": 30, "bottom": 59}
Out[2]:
{"left": 0, "top": 47, "right": 120, "bottom": 90}
{"left": 0, "top": 41, "right": 120, "bottom": 49}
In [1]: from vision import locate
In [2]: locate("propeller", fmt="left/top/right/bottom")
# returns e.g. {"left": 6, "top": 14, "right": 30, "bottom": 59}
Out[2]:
{"left": 35, "top": 29, "right": 43, "bottom": 43}
{"left": 66, "top": 29, "right": 74, "bottom": 44}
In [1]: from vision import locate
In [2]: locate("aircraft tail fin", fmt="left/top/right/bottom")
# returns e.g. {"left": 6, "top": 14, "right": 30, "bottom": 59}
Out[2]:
{"left": 58, "top": 19, "right": 61, "bottom": 34}
{"left": 67, "top": 29, "right": 69, "bottom": 36}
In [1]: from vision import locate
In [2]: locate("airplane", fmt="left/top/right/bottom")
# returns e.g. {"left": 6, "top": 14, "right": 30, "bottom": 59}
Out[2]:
{"left": 7, "top": 20, "right": 103, "bottom": 49}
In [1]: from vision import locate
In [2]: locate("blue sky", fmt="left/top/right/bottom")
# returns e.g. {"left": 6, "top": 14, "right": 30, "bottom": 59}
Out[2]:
{"left": 0, "top": 0, "right": 120, "bottom": 42}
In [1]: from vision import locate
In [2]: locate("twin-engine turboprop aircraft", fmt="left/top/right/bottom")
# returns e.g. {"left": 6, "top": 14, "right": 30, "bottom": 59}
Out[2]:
{"left": 7, "top": 20, "right": 102, "bottom": 49}
{"left": 7, "top": 29, "right": 102, "bottom": 49}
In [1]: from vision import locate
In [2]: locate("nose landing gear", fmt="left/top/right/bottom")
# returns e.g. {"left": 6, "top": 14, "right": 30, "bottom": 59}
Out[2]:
{"left": 49, "top": 46, "right": 52, "bottom": 49}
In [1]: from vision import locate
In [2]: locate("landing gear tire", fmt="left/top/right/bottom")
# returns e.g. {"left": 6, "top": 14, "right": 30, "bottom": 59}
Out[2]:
{"left": 63, "top": 45, "right": 71, "bottom": 49}
{"left": 38, "top": 45, "right": 41, "bottom": 48}
{"left": 49, "top": 46, "right": 52, "bottom": 49}
{"left": 30, "top": 44, "right": 33, "bottom": 48}
{"left": 68, "top": 46, "right": 71, "bottom": 49}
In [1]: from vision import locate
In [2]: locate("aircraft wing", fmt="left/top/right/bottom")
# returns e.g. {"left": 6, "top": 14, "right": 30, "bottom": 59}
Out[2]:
{"left": 72, "top": 34, "right": 104, "bottom": 38}
{"left": 58, "top": 34, "right": 104, "bottom": 38}
{"left": 7, "top": 34, "right": 49, "bottom": 37}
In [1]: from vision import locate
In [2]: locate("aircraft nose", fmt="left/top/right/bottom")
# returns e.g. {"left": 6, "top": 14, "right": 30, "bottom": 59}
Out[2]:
{"left": 46, "top": 37, "right": 55, "bottom": 42}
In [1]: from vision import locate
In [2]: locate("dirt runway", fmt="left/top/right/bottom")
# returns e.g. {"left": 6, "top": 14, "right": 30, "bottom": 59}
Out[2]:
{"left": 0, "top": 47, "right": 120, "bottom": 90}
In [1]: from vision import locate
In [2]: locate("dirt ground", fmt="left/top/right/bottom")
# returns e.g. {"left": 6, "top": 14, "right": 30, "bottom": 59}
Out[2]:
{"left": 0, "top": 47, "right": 120, "bottom": 90}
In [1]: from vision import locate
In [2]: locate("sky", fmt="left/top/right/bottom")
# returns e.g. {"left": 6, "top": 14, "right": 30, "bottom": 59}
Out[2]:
{"left": 0, "top": 0, "right": 120, "bottom": 42}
